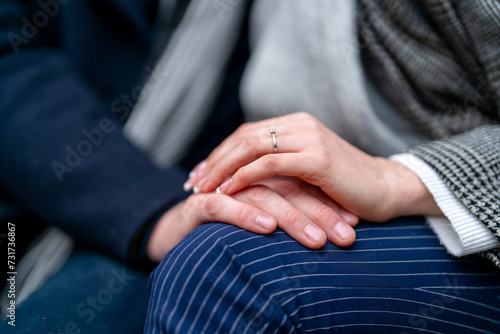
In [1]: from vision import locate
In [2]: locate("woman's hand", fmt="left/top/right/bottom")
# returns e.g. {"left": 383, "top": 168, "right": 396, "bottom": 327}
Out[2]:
{"left": 185, "top": 112, "right": 442, "bottom": 223}
{"left": 147, "top": 176, "right": 358, "bottom": 262}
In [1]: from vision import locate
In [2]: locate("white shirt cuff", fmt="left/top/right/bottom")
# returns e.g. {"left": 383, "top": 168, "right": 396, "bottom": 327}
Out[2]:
{"left": 390, "top": 153, "right": 500, "bottom": 257}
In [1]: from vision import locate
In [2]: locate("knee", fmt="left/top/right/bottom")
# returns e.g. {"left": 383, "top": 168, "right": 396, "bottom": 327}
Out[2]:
{"left": 145, "top": 223, "right": 255, "bottom": 333}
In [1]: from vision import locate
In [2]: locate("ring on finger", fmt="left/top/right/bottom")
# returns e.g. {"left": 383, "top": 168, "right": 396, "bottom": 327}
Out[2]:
{"left": 268, "top": 128, "right": 278, "bottom": 153}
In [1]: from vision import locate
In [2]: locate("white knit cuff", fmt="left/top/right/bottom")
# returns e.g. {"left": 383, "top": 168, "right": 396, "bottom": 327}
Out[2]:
{"left": 390, "top": 153, "right": 500, "bottom": 257}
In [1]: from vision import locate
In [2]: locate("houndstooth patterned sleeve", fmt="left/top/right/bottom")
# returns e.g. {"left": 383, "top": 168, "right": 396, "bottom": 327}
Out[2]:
{"left": 409, "top": 125, "right": 500, "bottom": 268}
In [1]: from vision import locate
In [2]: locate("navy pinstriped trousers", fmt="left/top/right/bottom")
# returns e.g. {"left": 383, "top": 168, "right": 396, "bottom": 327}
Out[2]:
{"left": 145, "top": 217, "right": 500, "bottom": 333}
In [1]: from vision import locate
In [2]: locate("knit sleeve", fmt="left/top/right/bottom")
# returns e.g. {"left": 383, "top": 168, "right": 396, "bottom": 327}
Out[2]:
{"left": 409, "top": 125, "right": 500, "bottom": 267}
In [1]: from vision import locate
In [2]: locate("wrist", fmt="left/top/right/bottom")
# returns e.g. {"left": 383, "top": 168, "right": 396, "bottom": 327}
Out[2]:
{"left": 385, "top": 159, "right": 442, "bottom": 218}
{"left": 146, "top": 200, "right": 187, "bottom": 263}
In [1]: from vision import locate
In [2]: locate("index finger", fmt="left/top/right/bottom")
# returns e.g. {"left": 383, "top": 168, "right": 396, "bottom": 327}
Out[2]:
{"left": 217, "top": 153, "right": 323, "bottom": 195}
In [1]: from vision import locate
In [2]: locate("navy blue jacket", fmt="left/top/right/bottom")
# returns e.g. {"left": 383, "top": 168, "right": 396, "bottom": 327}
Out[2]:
{"left": 0, "top": 0, "right": 224, "bottom": 262}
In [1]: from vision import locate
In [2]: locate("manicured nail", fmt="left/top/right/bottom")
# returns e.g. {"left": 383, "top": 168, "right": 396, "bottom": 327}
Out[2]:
{"left": 304, "top": 224, "right": 324, "bottom": 243}
{"left": 334, "top": 222, "right": 354, "bottom": 240}
{"left": 339, "top": 209, "right": 357, "bottom": 223}
{"left": 196, "top": 160, "right": 207, "bottom": 172}
{"left": 188, "top": 160, "right": 207, "bottom": 181}
{"left": 183, "top": 182, "right": 193, "bottom": 192}
{"left": 193, "top": 175, "right": 210, "bottom": 194}
{"left": 217, "top": 179, "right": 232, "bottom": 194}
{"left": 256, "top": 215, "right": 275, "bottom": 230}
{"left": 184, "top": 173, "right": 197, "bottom": 192}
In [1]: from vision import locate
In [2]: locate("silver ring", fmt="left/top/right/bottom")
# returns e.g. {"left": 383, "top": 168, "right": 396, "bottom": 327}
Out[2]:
{"left": 268, "top": 128, "right": 278, "bottom": 153}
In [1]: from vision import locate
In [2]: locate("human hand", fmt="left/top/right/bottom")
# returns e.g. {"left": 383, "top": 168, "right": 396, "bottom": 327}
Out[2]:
{"left": 185, "top": 112, "right": 442, "bottom": 223}
{"left": 147, "top": 176, "right": 358, "bottom": 262}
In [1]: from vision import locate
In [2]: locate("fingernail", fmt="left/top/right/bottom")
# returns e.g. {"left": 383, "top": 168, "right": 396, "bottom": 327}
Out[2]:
{"left": 256, "top": 215, "right": 275, "bottom": 230}
{"left": 188, "top": 160, "right": 207, "bottom": 179}
{"left": 194, "top": 175, "right": 210, "bottom": 193}
{"left": 183, "top": 182, "right": 193, "bottom": 192}
{"left": 304, "top": 224, "right": 324, "bottom": 243}
{"left": 339, "top": 209, "right": 357, "bottom": 223}
{"left": 184, "top": 173, "right": 196, "bottom": 192}
{"left": 217, "top": 179, "right": 232, "bottom": 194}
{"left": 197, "top": 160, "right": 207, "bottom": 172}
{"left": 334, "top": 222, "right": 354, "bottom": 240}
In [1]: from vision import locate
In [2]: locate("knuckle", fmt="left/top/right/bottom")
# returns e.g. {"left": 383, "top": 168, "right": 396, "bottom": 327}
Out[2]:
{"left": 184, "top": 195, "right": 198, "bottom": 209}
{"left": 278, "top": 181, "right": 300, "bottom": 196}
{"left": 247, "top": 185, "right": 271, "bottom": 201}
{"left": 314, "top": 205, "right": 336, "bottom": 224}
{"left": 236, "top": 165, "right": 250, "bottom": 183}
{"left": 204, "top": 195, "right": 222, "bottom": 216}
{"left": 182, "top": 196, "right": 200, "bottom": 219}
{"left": 262, "top": 154, "right": 281, "bottom": 170}
{"left": 244, "top": 135, "right": 261, "bottom": 148}
{"left": 238, "top": 122, "right": 252, "bottom": 132}
{"left": 283, "top": 208, "right": 303, "bottom": 227}
{"left": 235, "top": 205, "right": 253, "bottom": 224}
{"left": 208, "top": 168, "right": 229, "bottom": 186}
{"left": 296, "top": 111, "right": 310, "bottom": 119}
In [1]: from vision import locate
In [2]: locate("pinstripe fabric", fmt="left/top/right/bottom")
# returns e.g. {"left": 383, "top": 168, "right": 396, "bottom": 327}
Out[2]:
{"left": 145, "top": 217, "right": 500, "bottom": 333}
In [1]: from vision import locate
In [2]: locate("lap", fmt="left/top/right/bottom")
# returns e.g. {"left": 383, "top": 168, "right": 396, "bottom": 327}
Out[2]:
{"left": 146, "top": 217, "right": 500, "bottom": 333}
{"left": 1, "top": 250, "right": 150, "bottom": 333}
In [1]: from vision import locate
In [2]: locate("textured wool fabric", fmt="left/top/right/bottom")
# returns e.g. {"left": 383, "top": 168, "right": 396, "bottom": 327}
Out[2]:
{"left": 359, "top": 0, "right": 500, "bottom": 268}
{"left": 410, "top": 127, "right": 500, "bottom": 268}
{"left": 358, "top": 0, "right": 499, "bottom": 138}
{"left": 393, "top": 153, "right": 500, "bottom": 256}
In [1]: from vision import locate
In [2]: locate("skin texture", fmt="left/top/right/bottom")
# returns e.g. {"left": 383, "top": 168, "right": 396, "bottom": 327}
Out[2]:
{"left": 148, "top": 112, "right": 442, "bottom": 262}
{"left": 147, "top": 176, "right": 358, "bottom": 262}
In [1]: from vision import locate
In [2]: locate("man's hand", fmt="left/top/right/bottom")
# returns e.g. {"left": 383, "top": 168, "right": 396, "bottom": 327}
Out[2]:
{"left": 147, "top": 177, "right": 358, "bottom": 262}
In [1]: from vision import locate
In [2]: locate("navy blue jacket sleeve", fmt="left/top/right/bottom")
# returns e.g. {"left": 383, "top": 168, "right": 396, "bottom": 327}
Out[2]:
{"left": 0, "top": 1, "right": 189, "bottom": 262}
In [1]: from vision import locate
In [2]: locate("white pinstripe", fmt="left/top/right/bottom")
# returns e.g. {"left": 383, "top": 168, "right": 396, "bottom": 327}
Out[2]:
{"left": 206, "top": 246, "right": 459, "bottom": 330}
{"left": 279, "top": 290, "right": 314, "bottom": 309}
{"left": 204, "top": 242, "right": 480, "bottom": 332}
{"left": 258, "top": 313, "right": 287, "bottom": 334}
{"left": 301, "top": 310, "right": 494, "bottom": 334}
{"left": 415, "top": 289, "right": 500, "bottom": 312}
{"left": 354, "top": 225, "right": 431, "bottom": 232}
{"left": 153, "top": 225, "right": 234, "bottom": 332}
{"left": 231, "top": 287, "right": 304, "bottom": 333}
{"left": 243, "top": 284, "right": 496, "bottom": 333}
{"left": 149, "top": 224, "right": 499, "bottom": 333}
{"left": 288, "top": 296, "right": 500, "bottom": 325}
{"left": 210, "top": 240, "right": 298, "bottom": 333}
{"left": 355, "top": 235, "right": 438, "bottom": 241}
{"left": 419, "top": 286, "right": 500, "bottom": 289}
{"left": 145, "top": 224, "right": 217, "bottom": 333}
{"left": 308, "top": 323, "right": 445, "bottom": 333}
{"left": 198, "top": 240, "right": 297, "bottom": 333}
{"left": 184, "top": 234, "right": 268, "bottom": 333}
{"left": 164, "top": 228, "right": 248, "bottom": 331}
{"left": 237, "top": 271, "right": 499, "bottom": 333}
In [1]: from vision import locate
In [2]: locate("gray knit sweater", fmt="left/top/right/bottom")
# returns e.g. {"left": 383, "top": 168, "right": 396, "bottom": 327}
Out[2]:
{"left": 358, "top": 0, "right": 500, "bottom": 268}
